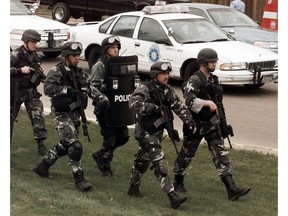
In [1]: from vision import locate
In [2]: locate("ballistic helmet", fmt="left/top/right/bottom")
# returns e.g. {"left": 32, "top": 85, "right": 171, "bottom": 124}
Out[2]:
{"left": 21, "top": 29, "right": 41, "bottom": 43}
{"left": 61, "top": 42, "right": 83, "bottom": 57}
{"left": 150, "top": 61, "right": 172, "bottom": 77}
{"left": 197, "top": 48, "right": 218, "bottom": 64}
{"left": 101, "top": 36, "right": 121, "bottom": 54}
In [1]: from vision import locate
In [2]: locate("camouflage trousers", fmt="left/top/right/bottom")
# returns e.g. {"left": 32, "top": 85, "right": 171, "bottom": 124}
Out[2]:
{"left": 44, "top": 111, "right": 84, "bottom": 174}
{"left": 10, "top": 93, "right": 47, "bottom": 141}
{"left": 129, "top": 125, "right": 174, "bottom": 194}
{"left": 174, "top": 122, "right": 232, "bottom": 178}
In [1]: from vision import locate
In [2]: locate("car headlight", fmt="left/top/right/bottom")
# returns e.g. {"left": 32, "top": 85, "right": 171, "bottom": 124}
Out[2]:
{"left": 253, "top": 41, "right": 278, "bottom": 49}
{"left": 219, "top": 62, "right": 247, "bottom": 71}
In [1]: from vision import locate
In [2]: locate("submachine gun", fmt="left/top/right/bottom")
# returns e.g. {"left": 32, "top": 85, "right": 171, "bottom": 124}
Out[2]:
{"left": 152, "top": 85, "right": 180, "bottom": 155}
{"left": 23, "top": 51, "right": 46, "bottom": 85}
{"left": 69, "top": 70, "right": 91, "bottom": 142}
{"left": 207, "top": 83, "right": 234, "bottom": 149}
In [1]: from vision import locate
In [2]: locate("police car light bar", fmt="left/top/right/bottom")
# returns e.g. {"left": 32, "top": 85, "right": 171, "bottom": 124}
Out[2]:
{"left": 142, "top": 5, "right": 190, "bottom": 15}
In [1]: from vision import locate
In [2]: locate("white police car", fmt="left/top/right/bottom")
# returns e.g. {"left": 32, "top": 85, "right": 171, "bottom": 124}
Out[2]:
{"left": 69, "top": 5, "right": 278, "bottom": 88}
{"left": 10, "top": 0, "right": 70, "bottom": 58}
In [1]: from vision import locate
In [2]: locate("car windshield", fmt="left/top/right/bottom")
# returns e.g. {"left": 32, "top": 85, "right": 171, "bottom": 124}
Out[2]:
{"left": 207, "top": 8, "right": 259, "bottom": 28}
{"left": 163, "top": 18, "right": 231, "bottom": 44}
{"left": 11, "top": 0, "right": 32, "bottom": 16}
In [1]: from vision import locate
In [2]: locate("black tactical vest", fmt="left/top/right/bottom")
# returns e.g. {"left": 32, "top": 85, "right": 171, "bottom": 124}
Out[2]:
{"left": 138, "top": 80, "right": 173, "bottom": 132}
{"left": 193, "top": 71, "right": 223, "bottom": 121}
{"left": 51, "top": 62, "right": 88, "bottom": 112}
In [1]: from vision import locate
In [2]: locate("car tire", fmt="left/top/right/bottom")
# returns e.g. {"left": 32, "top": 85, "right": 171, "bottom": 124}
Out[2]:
{"left": 183, "top": 61, "right": 199, "bottom": 81}
{"left": 42, "top": 51, "right": 61, "bottom": 58}
{"left": 52, "top": 2, "right": 71, "bottom": 24}
{"left": 88, "top": 46, "right": 101, "bottom": 70}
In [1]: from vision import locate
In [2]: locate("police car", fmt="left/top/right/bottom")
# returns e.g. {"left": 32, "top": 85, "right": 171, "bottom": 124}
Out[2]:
{"left": 68, "top": 5, "right": 278, "bottom": 88}
{"left": 10, "top": 0, "right": 69, "bottom": 58}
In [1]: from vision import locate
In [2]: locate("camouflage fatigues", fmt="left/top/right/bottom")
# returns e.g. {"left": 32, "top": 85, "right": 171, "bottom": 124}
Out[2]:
{"left": 174, "top": 70, "right": 232, "bottom": 178}
{"left": 10, "top": 46, "right": 47, "bottom": 142}
{"left": 42, "top": 61, "right": 103, "bottom": 174}
{"left": 129, "top": 79, "right": 194, "bottom": 194}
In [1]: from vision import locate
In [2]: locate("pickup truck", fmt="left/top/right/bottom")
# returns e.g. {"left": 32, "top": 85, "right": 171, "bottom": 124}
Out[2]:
{"left": 39, "top": 0, "right": 191, "bottom": 23}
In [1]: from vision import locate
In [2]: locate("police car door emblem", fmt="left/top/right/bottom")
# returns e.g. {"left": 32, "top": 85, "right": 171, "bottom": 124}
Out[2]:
{"left": 148, "top": 44, "right": 161, "bottom": 62}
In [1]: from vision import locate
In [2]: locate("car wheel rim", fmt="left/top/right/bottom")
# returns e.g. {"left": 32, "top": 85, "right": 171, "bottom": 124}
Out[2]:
{"left": 55, "top": 7, "right": 64, "bottom": 20}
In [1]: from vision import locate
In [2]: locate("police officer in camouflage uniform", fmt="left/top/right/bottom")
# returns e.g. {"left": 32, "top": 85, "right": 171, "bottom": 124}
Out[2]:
{"left": 89, "top": 36, "right": 129, "bottom": 177}
{"left": 127, "top": 61, "right": 196, "bottom": 209}
{"left": 33, "top": 41, "right": 107, "bottom": 191}
{"left": 10, "top": 29, "right": 48, "bottom": 156}
{"left": 173, "top": 48, "right": 251, "bottom": 201}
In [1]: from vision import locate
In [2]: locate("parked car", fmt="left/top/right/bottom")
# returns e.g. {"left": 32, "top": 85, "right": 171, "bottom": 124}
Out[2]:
{"left": 170, "top": 3, "right": 278, "bottom": 53}
{"left": 10, "top": 0, "right": 70, "bottom": 58}
{"left": 39, "top": 0, "right": 191, "bottom": 23}
{"left": 68, "top": 5, "right": 278, "bottom": 88}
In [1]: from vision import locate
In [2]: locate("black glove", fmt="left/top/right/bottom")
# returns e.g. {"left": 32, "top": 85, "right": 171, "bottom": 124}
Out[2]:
{"left": 171, "top": 129, "right": 180, "bottom": 142}
{"left": 98, "top": 95, "right": 110, "bottom": 111}
{"left": 66, "top": 87, "right": 78, "bottom": 97}
{"left": 152, "top": 105, "right": 161, "bottom": 115}
{"left": 188, "top": 120, "right": 196, "bottom": 131}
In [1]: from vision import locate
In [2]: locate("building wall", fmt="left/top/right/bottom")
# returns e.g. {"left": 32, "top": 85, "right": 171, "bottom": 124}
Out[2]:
{"left": 192, "top": 0, "right": 267, "bottom": 23}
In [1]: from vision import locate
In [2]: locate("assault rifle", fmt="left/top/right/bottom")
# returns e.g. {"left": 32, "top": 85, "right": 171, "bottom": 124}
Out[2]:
{"left": 207, "top": 84, "right": 234, "bottom": 149}
{"left": 152, "top": 85, "right": 180, "bottom": 155}
{"left": 69, "top": 70, "right": 91, "bottom": 142}
{"left": 23, "top": 51, "right": 46, "bottom": 85}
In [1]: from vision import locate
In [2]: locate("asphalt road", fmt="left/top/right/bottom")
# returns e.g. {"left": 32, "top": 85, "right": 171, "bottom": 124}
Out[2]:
{"left": 38, "top": 56, "right": 278, "bottom": 155}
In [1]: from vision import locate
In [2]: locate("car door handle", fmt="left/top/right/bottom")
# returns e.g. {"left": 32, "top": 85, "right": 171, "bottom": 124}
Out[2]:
{"left": 135, "top": 42, "right": 140, "bottom": 47}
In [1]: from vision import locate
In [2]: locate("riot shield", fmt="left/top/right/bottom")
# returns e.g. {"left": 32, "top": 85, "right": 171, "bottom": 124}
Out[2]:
{"left": 105, "top": 55, "right": 139, "bottom": 127}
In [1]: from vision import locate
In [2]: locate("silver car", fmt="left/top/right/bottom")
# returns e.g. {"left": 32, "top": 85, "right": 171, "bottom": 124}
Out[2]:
{"left": 170, "top": 3, "right": 278, "bottom": 53}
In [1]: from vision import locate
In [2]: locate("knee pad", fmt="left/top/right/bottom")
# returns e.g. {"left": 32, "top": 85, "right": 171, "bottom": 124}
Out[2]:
{"left": 154, "top": 159, "right": 169, "bottom": 177}
{"left": 68, "top": 141, "right": 83, "bottom": 161}
{"left": 135, "top": 159, "right": 150, "bottom": 174}
{"left": 55, "top": 142, "right": 68, "bottom": 157}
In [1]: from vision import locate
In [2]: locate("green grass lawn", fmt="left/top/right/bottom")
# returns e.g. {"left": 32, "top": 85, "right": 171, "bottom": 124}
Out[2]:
{"left": 10, "top": 110, "right": 277, "bottom": 216}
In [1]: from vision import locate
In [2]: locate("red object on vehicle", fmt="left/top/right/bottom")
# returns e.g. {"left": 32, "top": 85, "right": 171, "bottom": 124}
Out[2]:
{"left": 261, "top": 0, "right": 278, "bottom": 31}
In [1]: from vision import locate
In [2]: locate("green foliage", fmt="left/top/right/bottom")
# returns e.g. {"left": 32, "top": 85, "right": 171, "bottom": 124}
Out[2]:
{"left": 11, "top": 110, "right": 277, "bottom": 216}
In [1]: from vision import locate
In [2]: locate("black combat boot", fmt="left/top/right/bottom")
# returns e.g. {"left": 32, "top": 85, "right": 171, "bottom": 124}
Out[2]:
{"left": 37, "top": 140, "right": 48, "bottom": 156}
{"left": 92, "top": 151, "right": 114, "bottom": 177}
{"left": 167, "top": 190, "right": 187, "bottom": 209}
{"left": 173, "top": 175, "right": 187, "bottom": 193}
{"left": 73, "top": 170, "right": 92, "bottom": 192}
{"left": 33, "top": 159, "right": 52, "bottom": 179}
{"left": 127, "top": 184, "right": 143, "bottom": 198}
{"left": 221, "top": 174, "right": 251, "bottom": 201}
{"left": 92, "top": 150, "right": 107, "bottom": 172}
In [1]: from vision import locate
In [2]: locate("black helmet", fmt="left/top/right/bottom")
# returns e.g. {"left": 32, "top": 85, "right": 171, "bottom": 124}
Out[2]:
{"left": 101, "top": 36, "right": 121, "bottom": 54}
{"left": 21, "top": 29, "right": 41, "bottom": 43}
{"left": 197, "top": 48, "right": 218, "bottom": 64}
{"left": 61, "top": 41, "right": 83, "bottom": 57}
{"left": 150, "top": 61, "right": 172, "bottom": 77}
